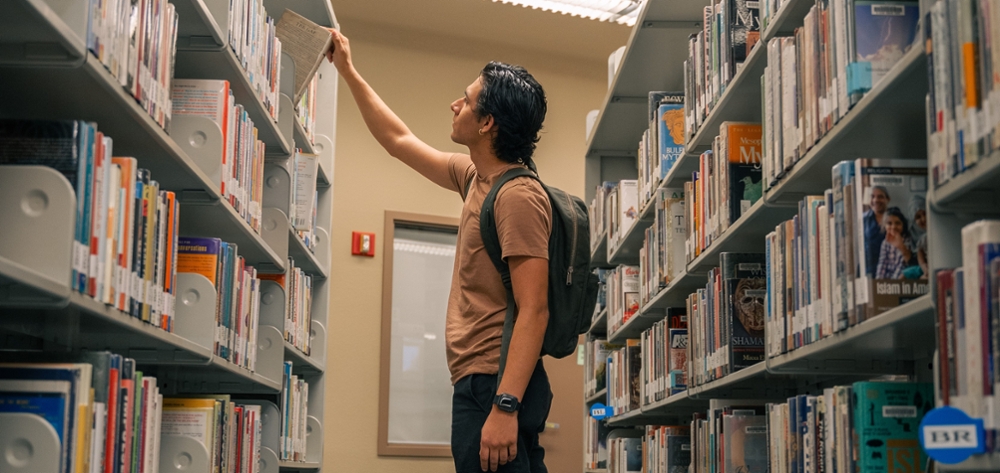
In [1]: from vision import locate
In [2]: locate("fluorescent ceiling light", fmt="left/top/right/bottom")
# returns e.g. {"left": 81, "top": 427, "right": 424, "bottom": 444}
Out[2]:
{"left": 491, "top": 0, "right": 644, "bottom": 26}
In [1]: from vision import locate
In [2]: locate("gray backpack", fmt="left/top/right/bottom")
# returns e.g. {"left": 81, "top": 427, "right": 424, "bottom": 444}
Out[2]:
{"left": 472, "top": 167, "right": 599, "bottom": 383}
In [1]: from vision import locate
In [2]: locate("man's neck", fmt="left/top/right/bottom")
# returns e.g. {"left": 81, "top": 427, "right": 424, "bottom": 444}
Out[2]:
{"left": 469, "top": 145, "right": 510, "bottom": 177}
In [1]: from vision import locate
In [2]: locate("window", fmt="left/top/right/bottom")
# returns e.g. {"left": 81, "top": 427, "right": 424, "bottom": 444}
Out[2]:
{"left": 378, "top": 211, "right": 460, "bottom": 457}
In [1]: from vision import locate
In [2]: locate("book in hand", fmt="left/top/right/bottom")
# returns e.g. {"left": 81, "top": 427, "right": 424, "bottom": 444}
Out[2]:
{"left": 276, "top": 9, "right": 334, "bottom": 103}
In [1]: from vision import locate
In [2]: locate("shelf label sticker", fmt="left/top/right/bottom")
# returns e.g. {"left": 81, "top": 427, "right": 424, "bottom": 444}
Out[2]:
{"left": 918, "top": 406, "right": 986, "bottom": 464}
{"left": 590, "top": 403, "right": 610, "bottom": 421}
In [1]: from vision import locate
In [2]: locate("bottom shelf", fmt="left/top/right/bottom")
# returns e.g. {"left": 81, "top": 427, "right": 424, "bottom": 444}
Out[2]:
{"left": 279, "top": 461, "right": 320, "bottom": 471}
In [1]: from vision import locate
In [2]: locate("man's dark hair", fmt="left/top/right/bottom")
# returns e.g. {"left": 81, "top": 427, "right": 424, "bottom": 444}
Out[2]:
{"left": 475, "top": 61, "right": 547, "bottom": 164}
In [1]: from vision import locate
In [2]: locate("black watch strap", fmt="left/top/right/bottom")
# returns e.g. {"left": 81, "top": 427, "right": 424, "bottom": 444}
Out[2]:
{"left": 493, "top": 393, "right": 520, "bottom": 412}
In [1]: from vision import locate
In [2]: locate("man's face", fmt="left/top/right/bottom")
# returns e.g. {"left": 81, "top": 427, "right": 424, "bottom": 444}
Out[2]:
{"left": 450, "top": 77, "right": 486, "bottom": 146}
{"left": 871, "top": 188, "right": 889, "bottom": 213}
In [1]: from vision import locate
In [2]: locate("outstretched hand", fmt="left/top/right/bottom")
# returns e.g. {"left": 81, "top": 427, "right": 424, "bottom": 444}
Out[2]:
{"left": 325, "top": 28, "right": 352, "bottom": 73}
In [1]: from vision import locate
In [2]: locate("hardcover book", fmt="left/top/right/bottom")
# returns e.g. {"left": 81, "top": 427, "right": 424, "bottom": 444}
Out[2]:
{"left": 723, "top": 413, "right": 768, "bottom": 473}
{"left": 850, "top": 381, "right": 933, "bottom": 473}
{"left": 720, "top": 122, "right": 763, "bottom": 229}
{"left": 656, "top": 93, "right": 686, "bottom": 179}
{"left": 849, "top": 1, "right": 920, "bottom": 98}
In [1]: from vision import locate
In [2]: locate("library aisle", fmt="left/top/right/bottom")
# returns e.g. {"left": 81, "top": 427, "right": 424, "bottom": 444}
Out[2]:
{"left": 1, "top": 0, "right": 337, "bottom": 472}
{"left": 583, "top": 0, "right": 1000, "bottom": 472}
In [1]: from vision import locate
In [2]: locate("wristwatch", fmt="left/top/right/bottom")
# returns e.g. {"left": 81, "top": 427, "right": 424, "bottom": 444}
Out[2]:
{"left": 493, "top": 393, "right": 521, "bottom": 413}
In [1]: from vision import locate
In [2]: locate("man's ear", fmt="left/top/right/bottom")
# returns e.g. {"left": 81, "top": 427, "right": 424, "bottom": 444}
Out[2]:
{"left": 480, "top": 114, "right": 496, "bottom": 134}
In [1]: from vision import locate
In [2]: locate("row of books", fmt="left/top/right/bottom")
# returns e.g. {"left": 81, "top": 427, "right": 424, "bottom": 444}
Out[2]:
{"left": 87, "top": 0, "right": 179, "bottom": 129}
{"left": 608, "top": 433, "right": 643, "bottom": 473}
{"left": 686, "top": 253, "right": 766, "bottom": 388}
{"left": 171, "top": 79, "right": 268, "bottom": 233}
{"left": 261, "top": 259, "right": 314, "bottom": 355}
{"left": 638, "top": 188, "right": 686, "bottom": 307}
{"left": 684, "top": 122, "right": 764, "bottom": 263}
{"left": 936, "top": 219, "right": 1000, "bottom": 450}
{"left": 162, "top": 396, "right": 263, "bottom": 473}
{"left": 176, "top": 237, "right": 262, "bottom": 370}
{"left": 296, "top": 75, "right": 319, "bottom": 146}
{"left": 760, "top": 1, "right": 920, "bottom": 190}
{"left": 0, "top": 120, "right": 180, "bottom": 331}
{"left": 637, "top": 92, "right": 685, "bottom": 207}
{"left": 227, "top": 0, "right": 283, "bottom": 120}
{"left": 683, "top": 1, "right": 761, "bottom": 139}
{"left": 925, "top": 0, "right": 1000, "bottom": 186}
{"left": 607, "top": 339, "right": 641, "bottom": 415}
{"left": 764, "top": 159, "right": 929, "bottom": 357}
{"left": 607, "top": 265, "right": 640, "bottom": 335}
{"left": 0, "top": 353, "right": 163, "bottom": 473}
{"left": 642, "top": 425, "right": 691, "bottom": 473}
{"left": 764, "top": 382, "right": 932, "bottom": 473}
{"left": 584, "top": 415, "right": 612, "bottom": 470}
{"left": 639, "top": 309, "right": 687, "bottom": 405}
{"left": 589, "top": 181, "right": 616, "bottom": 248}
{"left": 280, "top": 362, "right": 309, "bottom": 462}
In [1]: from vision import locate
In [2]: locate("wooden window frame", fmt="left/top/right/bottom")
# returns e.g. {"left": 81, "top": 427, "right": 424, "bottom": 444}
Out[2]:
{"left": 378, "top": 211, "right": 460, "bottom": 457}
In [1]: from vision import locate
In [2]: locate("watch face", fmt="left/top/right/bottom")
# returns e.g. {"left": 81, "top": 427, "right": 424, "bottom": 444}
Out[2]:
{"left": 495, "top": 394, "right": 519, "bottom": 412}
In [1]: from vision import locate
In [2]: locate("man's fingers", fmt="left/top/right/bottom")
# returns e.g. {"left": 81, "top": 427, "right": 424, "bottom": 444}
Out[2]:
{"left": 480, "top": 444, "right": 489, "bottom": 472}
{"left": 498, "top": 446, "right": 509, "bottom": 466}
{"left": 508, "top": 445, "right": 517, "bottom": 462}
{"left": 490, "top": 448, "right": 500, "bottom": 472}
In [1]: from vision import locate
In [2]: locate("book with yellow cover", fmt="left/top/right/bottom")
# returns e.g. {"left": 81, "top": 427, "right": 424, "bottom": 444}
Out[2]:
{"left": 176, "top": 237, "right": 222, "bottom": 286}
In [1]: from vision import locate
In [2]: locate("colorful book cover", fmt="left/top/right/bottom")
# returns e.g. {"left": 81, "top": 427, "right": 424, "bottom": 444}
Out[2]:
{"left": 668, "top": 328, "right": 688, "bottom": 389}
{"left": 657, "top": 94, "right": 686, "bottom": 179}
{"left": 851, "top": 381, "right": 933, "bottom": 473}
{"left": 176, "top": 237, "right": 222, "bottom": 286}
{"left": 849, "top": 2, "right": 920, "bottom": 96}
{"left": 853, "top": 159, "right": 929, "bottom": 320}
{"left": 729, "top": 0, "right": 762, "bottom": 65}
{"left": 722, "top": 122, "right": 763, "bottom": 227}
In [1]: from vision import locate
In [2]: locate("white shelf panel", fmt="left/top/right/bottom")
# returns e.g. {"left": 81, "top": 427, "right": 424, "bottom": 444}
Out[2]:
{"left": 0, "top": 254, "right": 70, "bottom": 306}
{"left": 0, "top": 55, "right": 284, "bottom": 271}
{"left": 585, "top": 387, "right": 607, "bottom": 405}
{"left": 0, "top": 0, "right": 88, "bottom": 66}
{"left": 589, "top": 307, "right": 608, "bottom": 336}
{"left": 639, "top": 269, "right": 704, "bottom": 314}
{"left": 608, "top": 309, "right": 666, "bottom": 345}
{"left": 293, "top": 118, "right": 317, "bottom": 155}
{"left": 608, "top": 217, "right": 654, "bottom": 266}
{"left": 685, "top": 199, "right": 798, "bottom": 275}
{"left": 283, "top": 340, "right": 324, "bottom": 373}
{"left": 766, "top": 295, "right": 934, "bottom": 374}
{"left": 288, "top": 228, "right": 328, "bottom": 278}
{"left": 590, "top": 231, "right": 610, "bottom": 269}
{"left": 931, "top": 148, "right": 1000, "bottom": 213}
{"left": 278, "top": 461, "right": 320, "bottom": 471}
{"left": 585, "top": 0, "right": 703, "bottom": 157}
{"left": 764, "top": 46, "right": 928, "bottom": 205}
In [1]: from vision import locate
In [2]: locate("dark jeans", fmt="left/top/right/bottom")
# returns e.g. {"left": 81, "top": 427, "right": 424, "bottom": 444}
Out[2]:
{"left": 451, "top": 360, "right": 553, "bottom": 473}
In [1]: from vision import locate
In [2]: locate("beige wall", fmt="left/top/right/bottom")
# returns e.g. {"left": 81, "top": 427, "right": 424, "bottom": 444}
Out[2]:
{"left": 324, "top": 21, "right": 609, "bottom": 473}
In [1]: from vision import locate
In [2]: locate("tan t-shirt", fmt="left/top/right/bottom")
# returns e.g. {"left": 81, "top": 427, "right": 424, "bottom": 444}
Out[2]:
{"left": 445, "top": 153, "right": 552, "bottom": 384}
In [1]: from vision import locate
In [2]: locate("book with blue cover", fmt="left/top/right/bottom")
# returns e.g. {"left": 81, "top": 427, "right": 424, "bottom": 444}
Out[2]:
{"left": 848, "top": 1, "right": 920, "bottom": 99}
{"left": 657, "top": 93, "right": 686, "bottom": 179}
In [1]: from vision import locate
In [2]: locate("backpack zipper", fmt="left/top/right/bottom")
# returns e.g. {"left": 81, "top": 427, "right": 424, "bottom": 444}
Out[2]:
{"left": 564, "top": 192, "right": 576, "bottom": 286}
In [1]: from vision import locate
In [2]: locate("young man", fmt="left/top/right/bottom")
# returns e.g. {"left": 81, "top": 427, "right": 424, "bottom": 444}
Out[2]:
{"left": 326, "top": 31, "right": 553, "bottom": 473}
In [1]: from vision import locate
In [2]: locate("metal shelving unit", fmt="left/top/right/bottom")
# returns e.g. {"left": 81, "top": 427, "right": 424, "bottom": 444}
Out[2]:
{"left": 586, "top": 387, "right": 608, "bottom": 405}
{"left": 685, "top": 199, "right": 798, "bottom": 274}
{"left": 589, "top": 307, "right": 608, "bottom": 335}
{"left": 0, "top": 0, "right": 337, "bottom": 471}
{"left": 607, "top": 217, "right": 653, "bottom": 265}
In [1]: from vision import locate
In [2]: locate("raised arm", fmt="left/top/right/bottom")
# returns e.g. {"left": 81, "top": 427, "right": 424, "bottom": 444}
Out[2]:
{"left": 325, "top": 29, "right": 461, "bottom": 192}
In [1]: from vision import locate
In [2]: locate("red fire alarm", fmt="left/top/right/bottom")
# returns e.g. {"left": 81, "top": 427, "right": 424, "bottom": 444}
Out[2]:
{"left": 352, "top": 231, "right": 376, "bottom": 257}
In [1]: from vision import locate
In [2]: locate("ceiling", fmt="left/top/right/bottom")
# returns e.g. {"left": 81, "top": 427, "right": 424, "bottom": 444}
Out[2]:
{"left": 331, "top": 0, "right": 632, "bottom": 64}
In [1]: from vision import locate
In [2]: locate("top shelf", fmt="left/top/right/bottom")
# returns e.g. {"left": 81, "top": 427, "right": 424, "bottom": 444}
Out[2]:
{"left": 584, "top": 0, "right": 703, "bottom": 158}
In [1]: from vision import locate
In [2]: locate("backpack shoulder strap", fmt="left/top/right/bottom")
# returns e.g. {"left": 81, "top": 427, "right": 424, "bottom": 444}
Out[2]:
{"left": 479, "top": 166, "right": 539, "bottom": 388}
{"left": 479, "top": 167, "right": 538, "bottom": 289}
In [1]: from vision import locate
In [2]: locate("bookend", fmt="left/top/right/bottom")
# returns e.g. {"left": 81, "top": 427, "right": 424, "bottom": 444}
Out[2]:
{"left": 0, "top": 412, "right": 60, "bottom": 473}
{"left": 258, "top": 445, "right": 280, "bottom": 473}
{"left": 167, "top": 114, "right": 224, "bottom": 189}
{"left": 261, "top": 207, "right": 290, "bottom": 266}
{"left": 159, "top": 434, "right": 210, "bottom": 473}
{"left": 174, "top": 273, "right": 218, "bottom": 352}
{"left": 256, "top": 325, "right": 284, "bottom": 384}
{"left": 313, "top": 227, "right": 330, "bottom": 273}
{"left": 0, "top": 0, "right": 88, "bottom": 66}
{"left": 258, "top": 279, "right": 285, "bottom": 330}
{"left": 305, "top": 415, "right": 323, "bottom": 464}
{"left": 314, "top": 133, "right": 335, "bottom": 187}
{"left": 0, "top": 165, "right": 75, "bottom": 307}
{"left": 309, "top": 320, "right": 327, "bottom": 371}
{"left": 263, "top": 162, "right": 291, "bottom": 216}
{"left": 275, "top": 52, "right": 296, "bottom": 153}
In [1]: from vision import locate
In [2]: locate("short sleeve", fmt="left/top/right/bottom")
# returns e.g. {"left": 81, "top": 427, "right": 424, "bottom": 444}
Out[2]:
{"left": 494, "top": 179, "right": 552, "bottom": 261}
{"left": 447, "top": 153, "right": 476, "bottom": 199}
